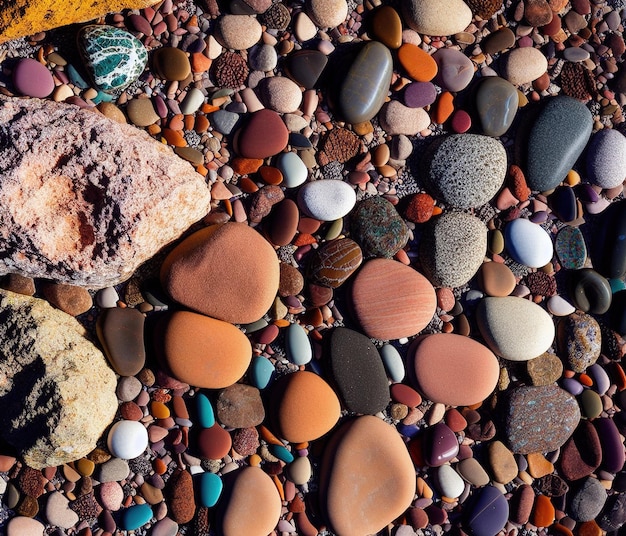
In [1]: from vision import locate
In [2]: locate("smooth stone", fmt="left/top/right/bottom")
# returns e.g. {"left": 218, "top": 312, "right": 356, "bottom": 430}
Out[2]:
{"left": 390, "top": 384, "right": 421, "bottom": 407}
{"left": 568, "top": 268, "right": 612, "bottom": 314}
{"left": 501, "top": 46, "right": 548, "bottom": 86}
{"left": 467, "top": 486, "right": 509, "bottom": 536}
{"left": 248, "top": 44, "right": 278, "bottom": 72}
{"left": 371, "top": 6, "right": 402, "bottom": 49}
{"left": 284, "top": 50, "right": 328, "bottom": 89}
{"left": 210, "top": 110, "right": 239, "bottom": 135}
{"left": 350, "top": 258, "right": 436, "bottom": 340}
{"left": 419, "top": 212, "right": 487, "bottom": 288}
{"left": 45, "top": 491, "right": 79, "bottom": 529}
{"left": 96, "top": 307, "right": 145, "bottom": 376}
{"left": 285, "top": 322, "right": 313, "bottom": 366}
{"left": 197, "top": 424, "right": 232, "bottom": 460}
{"left": 320, "top": 415, "right": 416, "bottom": 536}
{"left": 477, "top": 262, "right": 516, "bottom": 296}
{"left": 476, "top": 76, "right": 519, "bottom": 137}
{"left": 107, "top": 420, "right": 148, "bottom": 459}
{"left": 525, "top": 96, "right": 593, "bottom": 191}
{"left": 269, "top": 199, "right": 299, "bottom": 246}
{"left": 380, "top": 344, "right": 405, "bottom": 382}
{"left": 379, "top": 100, "right": 431, "bottom": 135}
{"left": 237, "top": 109, "right": 289, "bottom": 159}
{"left": 420, "top": 134, "right": 507, "bottom": 208}
{"left": 158, "top": 311, "right": 252, "bottom": 389}
{"left": 509, "top": 485, "right": 534, "bottom": 525}
{"left": 287, "top": 456, "right": 312, "bottom": 485}
{"left": 180, "top": 87, "right": 204, "bottom": 115}
{"left": 196, "top": 393, "right": 215, "bottom": 428}
{"left": 559, "top": 420, "right": 602, "bottom": 480}
{"left": 457, "top": 457, "right": 490, "bottom": 487}
{"left": 6, "top": 516, "right": 45, "bottom": 536}
{"left": 307, "top": 0, "right": 348, "bottom": 28}
{"left": 339, "top": 41, "right": 393, "bottom": 124}
{"left": 569, "top": 477, "right": 607, "bottom": 522}
{"left": 557, "top": 312, "right": 601, "bottom": 372}
{"left": 126, "top": 98, "right": 159, "bottom": 127}
{"left": 488, "top": 440, "right": 518, "bottom": 484}
{"left": 404, "top": 81, "right": 438, "bottom": 108}
{"left": 410, "top": 333, "right": 499, "bottom": 406}
{"left": 161, "top": 223, "right": 279, "bottom": 324}
{"left": 434, "top": 464, "right": 465, "bottom": 498}
{"left": 433, "top": 48, "right": 474, "bottom": 92}
{"left": 98, "top": 458, "right": 130, "bottom": 483}
{"left": 216, "top": 384, "right": 264, "bottom": 429}
{"left": 328, "top": 327, "right": 390, "bottom": 414}
{"left": 276, "top": 151, "right": 308, "bottom": 188}
{"left": 297, "top": 179, "right": 356, "bottom": 221}
{"left": 423, "top": 422, "right": 459, "bottom": 467}
{"left": 78, "top": 25, "right": 147, "bottom": 91}
{"left": 476, "top": 297, "right": 555, "bottom": 361}
{"left": 482, "top": 27, "right": 516, "bottom": 55}
{"left": 151, "top": 518, "right": 179, "bottom": 536}
{"left": 595, "top": 417, "right": 625, "bottom": 473}
{"left": 550, "top": 185, "right": 578, "bottom": 222}
{"left": 397, "top": 43, "right": 438, "bottom": 82}
{"left": 563, "top": 46, "right": 590, "bottom": 62}
{"left": 269, "top": 443, "right": 294, "bottom": 463}
{"left": 504, "top": 218, "right": 553, "bottom": 268}
{"left": 586, "top": 128, "right": 626, "bottom": 189}
{"left": 350, "top": 196, "right": 409, "bottom": 258}
{"left": 199, "top": 472, "right": 222, "bottom": 508}
{"left": 526, "top": 352, "right": 563, "bottom": 386}
{"left": 531, "top": 494, "right": 555, "bottom": 527}
{"left": 259, "top": 76, "right": 302, "bottom": 114}
{"left": 500, "top": 384, "right": 581, "bottom": 454}
{"left": 580, "top": 389, "right": 603, "bottom": 420}
{"left": 308, "top": 238, "right": 363, "bottom": 288}
{"left": 555, "top": 226, "right": 587, "bottom": 270}
{"left": 120, "top": 503, "right": 153, "bottom": 531}
{"left": 547, "top": 295, "right": 576, "bottom": 316}
{"left": 250, "top": 356, "right": 275, "bottom": 389}
{"left": 216, "top": 15, "right": 262, "bottom": 50}
{"left": 12, "top": 58, "right": 54, "bottom": 98}
{"left": 403, "top": 0, "right": 473, "bottom": 36}
{"left": 589, "top": 363, "right": 611, "bottom": 395}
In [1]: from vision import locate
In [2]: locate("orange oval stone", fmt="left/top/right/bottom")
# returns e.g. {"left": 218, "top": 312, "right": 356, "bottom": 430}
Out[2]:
{"left": 531, "top": 494, "right": 555, "bottom": 527}
{"left": 259, "top": 165, "right": 284, "bottom": 185}
{"left": 231, "top": 157, "right": 264, "bottom": 175}
{"left": 434, "top": 91, "right": 454, "bottom": 124}
{"left": 397, "top": 43, "right": 438, "bottom": 82}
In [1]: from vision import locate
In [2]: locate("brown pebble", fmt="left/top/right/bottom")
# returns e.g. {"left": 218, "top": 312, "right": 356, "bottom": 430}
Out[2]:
{"left": 167, "top": 470, "right": 196, "bottom": 524}
{"left": 41, "top": 282, "right": 93, "bottom": 316}
{"left": 279, "top": 262, "right": 305, "bottom": 297}
{"left": 1, "top": 273, "right": 36, "bottom": 295}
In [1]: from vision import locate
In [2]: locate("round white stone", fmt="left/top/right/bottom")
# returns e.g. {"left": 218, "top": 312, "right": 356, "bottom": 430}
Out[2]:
{"left": 435, "top": 464, "right": 465, "bottom": 499}
{"left": 277, "top": 152, "right": 308, "bottom": 188}
{"left": 403, "top": 0, "right": 472, "bottom": 36}
{"left": 107, "top": 420, "right": 148, "bottom": 459}
{"left": 288, "top": 456, "right": 312, "bottom": 485}
{"left": 180, "top": 87, "right": 205, "bottom": 115}
{"left": 547, "top": 295, "right": 576, "bottom": 317}
{"left": 380, "top": 344, "right": 405, "bottom": 382}
{"left": 307, "top": 0, "right": 348, "bottom": 28}
{"left": 96, "top": 286, "right": 119, "bottom": 308}
{"left": 297, "top": 180, "right": 356, "bottom": 221}
{"left": 502, "top": 47, "right": 548, "bottom": 86}
{"left": 504, "top": 218, "right": 553, "bottom": 268}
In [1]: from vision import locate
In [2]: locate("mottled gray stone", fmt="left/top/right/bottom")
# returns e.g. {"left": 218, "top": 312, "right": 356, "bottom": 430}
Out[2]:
{"left": 586, "top": 128, "right": 626, "bottom": 189}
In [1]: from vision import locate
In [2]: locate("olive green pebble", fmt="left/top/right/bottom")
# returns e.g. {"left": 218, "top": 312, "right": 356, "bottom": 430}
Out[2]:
{"left": 489, "top": 229, "right": 504, "bottom": 255}
{"left": 580, "top": 389, "right": 603, "bottom": 420}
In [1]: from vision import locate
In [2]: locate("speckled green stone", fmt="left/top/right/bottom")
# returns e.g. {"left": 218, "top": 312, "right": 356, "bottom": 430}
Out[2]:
{"left": 78, "top": 25, "right": 147, "bottom": 92}
{"left": 555, "top": 226, "right": 587, "bottom": 270}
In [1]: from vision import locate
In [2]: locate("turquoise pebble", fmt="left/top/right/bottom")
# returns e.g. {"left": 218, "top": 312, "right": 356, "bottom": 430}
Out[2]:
{"left": 197, "top": 393, "right": 215, "bottom": 428}
{"left": 121, "top": 503, "right": 152, "bottom": 531}
{"left": 269, "top": 443, "right": 295, "bottom": 463}
{"left": 67, "top": 64, "right": 89, "bottom": 89}
{"left": 250, "top": 356, "right": 275, "bottom": 389}
{"left": 610, "top": 279, "right": 626, "bottom": 293}
{"left": 198, "top": 472, "right": 223, "bottom": 508}
{"left": 91, "top": 90, "right": 114, "bottom": 104}
{"left": 380, "top": 344, "right": 405, "bottom": 382}
{"left": 285, "top": 322, "right": 312, "bottom": 365}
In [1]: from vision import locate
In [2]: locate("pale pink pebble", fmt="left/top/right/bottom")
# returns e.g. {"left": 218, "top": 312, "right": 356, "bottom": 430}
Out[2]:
{"left": 155, "top": 501, "right": 169, "bottom": 520}
{"left": 233, "top": 199, "right": 248, "bottom": 222}
{"left": 512, "top": 284, "right": 530, "bottom": 297}
{"left": 605, "top": 184, "right": 624, "bottom": 199}
{"left": 496, "top": 187, "right": 518, "bottom": 210}
{"left": 349, "top": 171, "right": 370, "bottom": 184}
{"left": 136, "top": 390, "right": 150, "bottom": 406}
{"left": 395, "top": 248, "right": 411, "bottom": 265}
{"left": 402, "top": 29, "right": 422, "bottom": 46}
{"left": 532, "top": 199, "right": 549, "bottom": 212}
{"left": 154, "top": 21, "right": 168, "bottom": 35}
{"left": 303, "top": 89, "right": 319, "bottom": 118}
{"left": 98, "top": 482, "right": 124, "bottom": 511}
{"left": 148, "top": 425, "right": 169, "bottom": 443}
{"left": 284, "top": 479, "right": 297, "bottom": 501}
{"left": 318, "top": 39, "right": 335, "bottom": 55}
{"left": 586, "top": 197, "right": 611, "bottom": 214}
{"left": 241, "top": 87, "right": 264, "bottom": 112}
{"left": 211, "top": 181, "right": 232, "bottom": 200}
{"left": 7, "top": 516, "right": 45, "bottom": 535}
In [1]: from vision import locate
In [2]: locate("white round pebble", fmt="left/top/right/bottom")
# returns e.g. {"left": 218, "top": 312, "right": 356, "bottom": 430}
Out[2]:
{"left": 277, "top": 151, "right": 308, "bottom": 188}
{"left": 288, "top": 456, "right": 312, "bottom": 485}
{"left": 107, "top": 420, "right": 149, "bottom": 459}
{"left": 96, "top": 286, "right": 119, "bottom": 308}
{"left": 504, "top": 218, "right": 553, "bottom": 268}
{"left": 547, "top": 295, "right": 576, "bottom": 316}
{"left": 297, "top": 179, "right": 356, "bottom": 221}
{"left": 435, "top": 464, "right": 465, "bottom": 499}
{"left": 180, "top": 87, "right": 205, "bottom": 115}
{"left": 380, "top": 344, "right": 405, "bottom": 382}
{"left": 294, "top": 12, "right": 318, "bottom": 41}
{"left": 7, "top": 516, "right": 45, "bottom": 536}
{"left": 502, "top": 47, "right": 548, "bottom": 86}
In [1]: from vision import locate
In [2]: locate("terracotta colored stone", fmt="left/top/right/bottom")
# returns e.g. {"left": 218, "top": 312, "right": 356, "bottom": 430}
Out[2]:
{"left": 397, "top": 43, "right": 438, "bottom": 82}
{"left": 268, "top": 199, "right": 299, "bottom": 246}
{"left": 237, "top": 109, "right": 289, "bottom": 159}
{"left": 405, "top": 193, "right": 436, "bottom": 223}
{"left": 477, "top": 262, "right": 516, "bottom": 296}
{"left": 510, "top": 484, "right": 535, "bottom": 524}
{"left": 161, "top": 223, "right": 279, "bottom": 324}
{"left": 231, "top": 157, "right": 264, "bottom": 175}
{"left": 370, "top": 6, "right": 402, "bottom": 49}
{"left": 42, "top": 282, "right": 92, "bottom": 316}
{"left": 167, "top": 470, "right": 196, "bottom": 524}
{"left": 527, "top": 452, "right": 554, "bottom": 478}
{"left": 559, "top": 420, "right": 602, "bottom": 480}
{"left": 531, "top": 494, "right": 555, "bottom": 527}
{"left": 198, "top": 424, "right": 232, "bottom": 459}
{"left": 433, "top": 91, "right": 454, "bottom": 124}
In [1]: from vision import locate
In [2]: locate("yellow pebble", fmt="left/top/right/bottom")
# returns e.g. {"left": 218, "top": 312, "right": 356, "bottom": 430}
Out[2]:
{"left": 416, "top": 476, "right": 433, "bottom": 499}
{"left": 150, "top": 401, "right": 170, "bottom": 419}
{"left": 75, "top": 458, "right": 95, "bottom": 477}
{"left": 565, "top": 169, "right": 581, "bottom": 186}
{"left": 249, "top": 453, "right": 262, "bottom": 466}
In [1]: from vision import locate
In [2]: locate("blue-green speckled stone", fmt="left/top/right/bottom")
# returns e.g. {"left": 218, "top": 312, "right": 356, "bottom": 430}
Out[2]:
{"left": 555, "top": 226, "right": 587, "bottom": 270}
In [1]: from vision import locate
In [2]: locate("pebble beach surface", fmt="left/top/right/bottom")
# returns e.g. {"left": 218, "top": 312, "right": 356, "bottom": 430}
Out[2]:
{"left": 2, "top": 1, "right": 626, "bottom": 536}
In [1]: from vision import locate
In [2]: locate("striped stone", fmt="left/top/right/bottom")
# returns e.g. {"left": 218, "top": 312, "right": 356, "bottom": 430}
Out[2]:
{"left": 308, "top": 238, "right": 363, "bottom": 288}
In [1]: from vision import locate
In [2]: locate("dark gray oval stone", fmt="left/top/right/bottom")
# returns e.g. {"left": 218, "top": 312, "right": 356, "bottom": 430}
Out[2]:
{"left": 568, "top": 268, "right": 612, "bottom": 314}
{"left": 568, "top": 477, "right": 607, "bottom": 522}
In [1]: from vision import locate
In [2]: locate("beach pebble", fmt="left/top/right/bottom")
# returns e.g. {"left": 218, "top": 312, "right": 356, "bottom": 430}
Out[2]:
{"left": 268, "top": 199, "right": 298, "bottom": 246}
{"left": 457, "top": 457, "right": 490, "bottom": 487}
{"left": 419, "top": 212, "right": 487, "bottom": 288}
{"left": 98, "top": 458, "right": 130, "bottom": 483}
{"left": 308, "top": 238, "right": 363, "bottom": 289}
{"left": 568, "top": 268, "right": 612, "bottom": 314}
{"left": 433, "top": 48, "right": 474, "bottom": 92}
{"left": 276, "top": 152, "right": 308, "bottom": 188}
{"left": 371, "top": 6, "right": 403, "bottom": 49}
{"left": 434, "top": 464, "right": 465, "bottom": 498}
{"left": 410, "top": 333, "right": 499, "bottom": 406}
{"left": 320, "top": 415, "right": 415, "bottom": 536}
{"left": 477, "top": 262, "right": 516, "bottom": 296}
{"left": 45, "top": 491, "right": 79, "bottom": 529}
{"left": 216, "top": 15, "right": 262, "bottom": 50}
{"left": 198, "top": 472, "right": 222, "bottom": 508}
{"left": 6, "top": 516, "right": 45, "bottom": 536}
{"left": 487, "top": 440, "right": 518, "bottom": 484}
{"left": 501, "top": 46, "right": 548, "bottom": 86}
{"left": 126, "top": 98, "right": 159, "bottom": 127}
{"left": 284, "top": 50, "right": 328, "bottom": 89}
{"left": 107, "top": 420, "right": 148, "bottom": 459}
{"left": 559, "top": 420, "right": 602, "bottom": 480}
{"left": 547, "top": 295, "right": 576, "bottom": 316}
{"left": 216, "top": 384, "right": 264, "bottom": 428}
{"left": 167, "top": 470, "right": 195, "bottom": 524}
{"left": 152, "top": 46, "right": 191, "bottom": 81}
{"left": 555, "top": 226, "right": 587, "bottom": 269}
{"left": 161, "top": 223, "right": 279, "bottom": 324}
{"left": 526, "top": 352, "right": 563, "bottom": 386}
{"left": 598, "top": 493, "right": 626, "bottom": 531}
{"left": 285, "top": 322, "right": 313, "bottom": 365}
{"left": 151, "top": 518, "right": 179, "bottom": 536}
{"left": 381, "top": 344, "right": 405, "bottom": 382}
{"left": 328, "top": 327, "right": 390, "bottom": 414}
{"left": 259, "top": 76, "right": 302, "bottom": 113}
{"left": 250, "top": 356, "right": 275, "bottom": 389}
{"left": 504, "top": 218, "right": 553, "bottom": 268}
{"left": 297, "top": 179, "right": 356, "bottom": 221}
{"left": 404, "top": 81, "right": 438, "bottom": 108}
{"left": 180, "top": 87, "right": 204, "bottom": 115}
{"left": 97, "top": 307, "right": 145, "bottom": 376}
{"left": 423, "top": 422, "right": 459, "bottom": 466}
{"left": 397, "top": 43, "right": 438, "bottom": 82}
{"left": 379, "top": 100, "right": 431, "bottom": 135}
{"left": 287, "top": 456, "right": 312, "bottom": 485}
{"left": 467, "top": 486, "right": 509, "bottom": 536}
{"left": 158, "top": 311, "right": 251, "bottom": 389}
{"left": 476, "top": 77, "right": 519, "bottom": 137}
{"left": 120, "top": 503, "right": 153, "bottom": 531}
{"left": 556, "top": 312, "right": 601, "bottom": 373}
{"left": 568, "top": 477, "right": 607, "bottom": 522}
{"left": 248, "top": 44, "right": 278, "bottom": 72}
{"left": 421, "top": 134, "right": 507, "bottom": 208}
{"left": 403, "top": 0, "right": 473, "bottom": 36}
{"left": 477, "top": 297, "right": 554, "bottom": 361}
{"left": 197, "top": 424, "right": 231, "bottom": 460}
{"left": 595, "top": 417, "right": 625, "bottom": 473}
{"left": 12, "top": 58, "right": 54, "bottom": 98}
{"left": 586, "top": 128, "right": 626, "bottom": 189}
{"left": 350, "top": 258, "right": 436, "bottom": 340}
{"left": 307, "top": 0, "right": 348, "bottom": 28}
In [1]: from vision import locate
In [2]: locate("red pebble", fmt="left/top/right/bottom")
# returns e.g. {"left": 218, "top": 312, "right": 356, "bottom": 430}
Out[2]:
{"left": 450, "top": 109, "right": 471, "bottom": 133}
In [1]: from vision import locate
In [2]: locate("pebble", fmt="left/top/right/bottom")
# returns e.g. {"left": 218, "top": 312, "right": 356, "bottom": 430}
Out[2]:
{"left": 586, "top": 128, "right": 626, "bottom": 189}
{"left": 287, "top": 456, "right": 312, "bottom": 485}
{"left": 504, "top": 218, "right": 554, "bottom": 268}
{"left": 404, "top": 81, "right": 438, "bottom": 108}
{"left": 422, "top": 134, "right": 507, "bottom": 208}
{"left": 198, "top": 472, "right": 222, "bottom": 508}
{"left": 569, "top": 477, "right": 607, "bottom": 522}
{"left": 307, "top": 0, "right": 348, "bottom": 28}
{"left": 403, "top": 0, "right": 473, "bottom": 36}
{"left": 248, "top": 44, "right": 278, "bottom": 72}
{"left": 237, "top": 109, "right": 289, "bottom": 158}
{"left": 527, "top": 352, "right": 563, "bottom": 386}
{"left": 557, "top": 312, "right": 601, "bottom": 372}
{"left": 379, "top": 100, "right": 431, "bottom": 135}
{"left": 126, "top": 98, "right": 160, "bottom": 126}
{"left": 308, "top": 238, "right": 362, "bottom": 288}
{"left": 276, "top": 151, "right": 308, "bottom": 188}
{"left": 595, "top": 417, "right": 625, "bottom": 473}
{"left": 216, "top": 15, "right": 262, "bottom": 50}
{"left": 482, "top": 27, "right": 516, "bottom": 55}
{"left": 555, "top": 226, "right": 587, "bottom": 269}
{"left": 96, "top": 307, "right": 146, "bottom": 376}
{"left": 488, "top": 440, "right": 518, "bottom": 484}
{"left": 41, "top": 282, "right": 92, "bottom": 316}
{"left": 98, "top": 458, "right": 130, "bottom": 483}
{"left": 350, "top": 258, "right": 436, "bottom": 340}
{"left": 320, "top": 416, "right": 415, "bottom": 536}
{"left": 423, "top": 422, "right": 459, "bottom": 466}
{"left": 6, "top": 516, "right": 45, "bottom": 536}
{"left": 457, "top": 457, "right": 490, "bottom": 487}
{"left": 476, "top": 76, "right": 519, "bottom": 137}
{"left": 568, "top": 268, "right": 612, "bottom": 314}
{"left": 216, "top": 384, "right": 264, "bottom": 428}
{"left": 433, "top": 48, "right": 474, "bottom": 92}
{"left": 477, "top": 297, "right": 555, "bottom": 361}
{"left": 371, "top": 5, "right": 402, "bottom": 49}
{"left": 419, "top": 212, "right": 487, "bottom": 288}
{"left": 467, "top": 486, "right": 509, "bottom": 536}
{"left": 77, "top": 25, "right": 147, "bottom": 91}
{"left": 12, "top": 58, "right": 54, "bottom": 98}
{"left": 397, "top": 43, "right": 438, "bottom": 82}
{"left": 435, "top": 464, "right": 465, "bottom": 499}
{"left": 410, "top": 333, "right": 499, "bottom": 406}
{"left": 477, "top": 262, "right": 516, "bottom": 296}
{"left": 297, "top": 179, "right": 356, "bottom": 221}
{"left": 107, "top": 420, "right": 148, "bottom": 459}
{"left": 501, "top": 46, "right": 548, "bottom": 86}
{"left": 284, "top": 50, "right": 328, "bottom": 89}
{"left": 179, "top": 87, "right": 204, "bottom": 115}
{"left": 350, "top": 196, "right": 408, "bottom": 258}
{"left": 380, "top": 344, "right": 405, "bottom": 382}
{"left": 259, "top": 76, "right": 302, "bottom": 113}
{"left": 121, "top": 503, "right": 153, "bottom": 531}
{"left": 45, "top": 491, "right": 79, "bottom": 529}
{"left": 151, "top": 518, "right": 179, "bottom": 536}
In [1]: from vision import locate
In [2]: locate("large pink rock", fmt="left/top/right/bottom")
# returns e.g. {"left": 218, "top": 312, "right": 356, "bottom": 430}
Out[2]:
{"left": 0, "top": 96, "right": 211, "bottom": 288}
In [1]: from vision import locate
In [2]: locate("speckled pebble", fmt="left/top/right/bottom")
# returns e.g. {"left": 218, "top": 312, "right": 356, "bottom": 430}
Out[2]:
{"left": 586, "top": 128, "right": 626, "bottom": 189}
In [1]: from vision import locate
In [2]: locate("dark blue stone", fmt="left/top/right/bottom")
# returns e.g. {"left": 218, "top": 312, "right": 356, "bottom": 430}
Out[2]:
{"left": 466, "top": 486, "right": 509, "bottom": 536}
{"left": 289, "top": 133, "right": 312, "bottom": 149}
{"left": 549, "top": 185, "right": 577, "bottom": 222}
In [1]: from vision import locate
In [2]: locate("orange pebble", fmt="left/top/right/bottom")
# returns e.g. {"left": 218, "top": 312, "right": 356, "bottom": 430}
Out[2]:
{"left": 434, "top": 91, "right": 454, "bottom": 124}
{"left": 196, "top": 164, "right": 208, "bottom": 176}
{"left": 259, "top": 165, "right": 284, "bottom": 185}
{"left": 147, "top": 124, "right": 161, "bottom": 136}
{"left": 239, "top": 176, "right": 259, "bottom": 193}
{"left": 151, "top": 401, "right": 170, "bottom": 419}
{"left": 394, "top": 248, "right": 410, "bottom": 265}
{"left": 153, "top": 458, "right": 167, "bottom": 475}
{"left": 397, "top": 43, "right": 438, "bottom": 82}
{"left": 578, "top": 373, "right": 593, "bottom": 387}
{"left": 168, "top": 114, "right": 184, "bottom": 130}
{"left": 195, "top": 114, "right": 210, "bottom": 133}
{"left": 201, "top": 103, "right": 220, "bottom": 114}
{"left": 223, "top": 198, "right": 233, "bottom": 217}
{"left": 293, "top": 233, "right": 317, "bottom": 246}
{"left": 272, "top": 474, "right": 285, "bottom": 501}
{"left": 550, "top": 524, "right": 573, "bottom": 536}
{"left": 184, "top": 114, "right": 195, "bottom": 131}
{"left": 231, "top": 157, "right": 264, "bottom": 175}
{"left": 162, "top": 128, "right": 187, "bottom": 147}
{"left": 610, "top": 362, "right": 626, "bottom": 390}
{"left": 274, "top": 318, "right": 290, "bottom": 328}
{"left": 258, "top": 425, "right": 284, "bottom": 445}
{"left": 249, "top": 453, "right": 262, "bottom": 466}
{"left": 432, "top": 205, "right": 443, "bottom": 216}
{"left": 576, "top": 520, "right": 603, "bottom": 536}
{"left": 531, "top": 494, "right": 555, "bottom": 528}
{"left": 191, "top": 52, "right": 212, "bottom": 73}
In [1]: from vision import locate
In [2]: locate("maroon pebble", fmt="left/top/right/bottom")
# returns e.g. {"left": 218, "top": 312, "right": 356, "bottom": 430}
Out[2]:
{"left": 450, "top": 109, "right": 472, "bottom": 133}
{"left": 197, "top": 424, "right": 232, "bottom": 459}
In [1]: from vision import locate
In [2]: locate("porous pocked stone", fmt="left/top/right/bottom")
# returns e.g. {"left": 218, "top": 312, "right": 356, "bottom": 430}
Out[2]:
{"left": 320, "top": 416, "right": 416, "bottom": 536}
{"left": 420, "top": 134, "right": 507, "bottom": 208}
{"left": 586, "top": 128, "right": 626, "bottom": 189}
{"left": 501, "top": 46, "right": 548, "bottom": 86}
{"left": 476, "top": 297, "right": 555, "bottom": 361}
{"left": 419, "top": 212, "right": 487, "bottom": 288}
{"left": 476, "top": 76, "right": 519, "bottom": 137}
{"left": 504, "top": 218, "right": 554, "bottom": 268}
{"left": 557, "top": 312, "right": 601, "bottom": 373}
{"left": 78, "top": 25, "right": 147, "bottom": 92}
{"left": 0, "top": 290, "right": 117, "bottom": 469}
{"left": 0, "top": 96, "right": 211, "bottom": 288}
{"left": 297, "top": 179, "right": 356, "bottom": 221}
{"left": 403, "top": 0, "right": 473, "bottom": 36}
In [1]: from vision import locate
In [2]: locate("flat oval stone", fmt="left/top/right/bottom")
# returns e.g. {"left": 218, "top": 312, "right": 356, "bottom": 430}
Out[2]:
{"left": 557, "top": 312, "right": 601, "bottom": 372}
{"left": 320, "top": 415, "right": 416, "bottom": 536}
{"left": 419, "top": 212, "right": 487, "bottom": 288}
{"left": 547, "top": 295, "right": 576, "bottom": 316}
{"left": 96, "top": 307, "right": 145, "bottom": 376}
{"left": 276, "top": 152, "right": 308, "bottom": 188}
{"left": 196, "top": 393, "right": 215, "bottom": 428}
{"left": 525, "top": 96, "right": 593, "bottom": 191}
{"left": 433, "top": 48, "right": 474, "bottom": 92}
{"left": 380, "top": 344, "right": 405, "bottom": 382}
{"left": 308, "top": 238, "right": 363, "bottom": 288}
{"left": 78, "top": 25, "right": 147, "bottom": 91}
{"left": 216, "top": 14, "right": 262, "bottom": 50}
{"left": 568, "top": 268, "right": 612, "bottom": 314}
{"left": 487, "top": 440, "right": 518, "bottom": 484}
{"left": 434, "top": 464, "right": 464, "bottom": 498}
{"left": 371, "top": 6, "right": 402, "bottom": 49}
{"left": 404, "top": 81, "right": 438, "bottom": 108}
{"left": 157, "top": 311, "right": 252, "bottom": 389}
{"left": 288, "top": 456, "right": 312, "bottom": 485}
{"left": 423, "top": 422, "right": 459, "bottom": 467}
{"left": 198, "top": 424, "right": 232, "bottom": 459}
{"left": 379, "top": 100, "right": 431, "bottom": 135}
{"left": 403, "top": 0, "right": 473, "bottom": 36}
{"left": 328, "top": 327, "right": 390, "bottom": 414}
{"left": 502, "top": 46, "right": 548, "bottom": 86}
{"left": 284, "top": 50, "right": 328, "bottom": 89}
{"left": 457, "top": 457, "right": 490, "bottom": 487}
{"left": 397, "top": 43, "right": 438, "bottom": 82}
{"left": 160, "top": 223, "right": 279, "bottom": 324}
{"left": 339, "top": 41, "right": 393, "bottom": 124}
{"left": 569, "top": 477, "right": 607, "bottom": 522}
{"left": 307, "top": 0, "right": 348, "bottom": 27}
{"left": 504, "top": 218, "right": 553, "bottom": 268}
{"left": 476, "top": 297, "right": 555, "bottom": 361}
{"left": 482, "top": 27, "right": 516, "bottom": 55}
{"left": 126, "top": 98, "right": 159, "bottom": 127}
{"left": 421, "top": 134, "right": 507, "bottom": 208}
{"left": 259, "top": 76, "right": 302, "bottom": 114}
{"left": 500, "top": 384, "right": 581, "bottom": 454}
{"left": 121, "top": 503, "right": 153, "bottom": 531}
{"left": 269, "top": 199, "right": 298, "bottom": 246}
{"left": 476, "top": 77, "right": 519, "bottom": 137}
{"left": 586, "top": 128, "right": 626, "bottom": 189}
{"left": 12, "top": 58, "right": 54, "bottom": 98}
{"left": 350, "top": 258, "right": 436, "bottom": 340}
{"left": 580, "top": 389, "right": 603, "bottom": 420}
{"left": 477, "top": 262, "right": 516, "bottom": 296}
{"left": 285, "top": 322, "right": 312, "bottom": 366}
{"left": 467, "top": 486, "right": 509, "bottom": 536}
{"left": 555, "top": 226, "right": 587, "bottom": 270}
{"left": 107, "top": 420, "right": 148, "bottom": 459}
{"left": 220, "top": 467, "right": 281, "bottom": 536}
{"left": 350, "top": 196, "right": 409, "bottom": 258}
{"left": 559, "top": 420, "right": 602, "bottom": 480}
{"left": 237, "top": 109, "right": 289, "bottom": 159}
{"left": 595, "top": 417, "right": 625, "bottom": 473}
{"left": 216, "top": 384, "right": 264, "bottom": 428}
{"left": 410, "top": 333, "right": 499, "bottom": 406}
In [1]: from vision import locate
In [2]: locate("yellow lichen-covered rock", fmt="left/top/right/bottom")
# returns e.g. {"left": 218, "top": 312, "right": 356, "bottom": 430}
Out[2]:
{"left": 0, "top": 0, "right": 159, "bottom": 43}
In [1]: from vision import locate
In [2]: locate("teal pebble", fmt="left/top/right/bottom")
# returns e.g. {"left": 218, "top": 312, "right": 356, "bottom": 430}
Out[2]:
{"left": 197, "top": 393, "right": 215, "bottom": 428}
{"left": 285, "top": 322, "right": 312, "bottom": 365}
{"left": 380, "top": 344, "right": 405, "bottom": 382}
{"left": 91, "top": 90, "right": 114, "bottom": 104}
{"left": 555, "top": 226, "right": 587, "bottom": 270}
{"left": 250, "top": 356, "right": 275, "bottom": 389}
{"left": 67, "top": 64, "right": 89, "bottom": 89}
{"left": 121, "top": 503, "right": 153, "bottom": 531}
{"left": 610, "top": 278, "right": 626, "bottom": 293}
{"left": 269, "top": 443, "right": 295, "bottom": 463}
{"left": 198, "top": 472, "right": 223, "bottom": 508}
